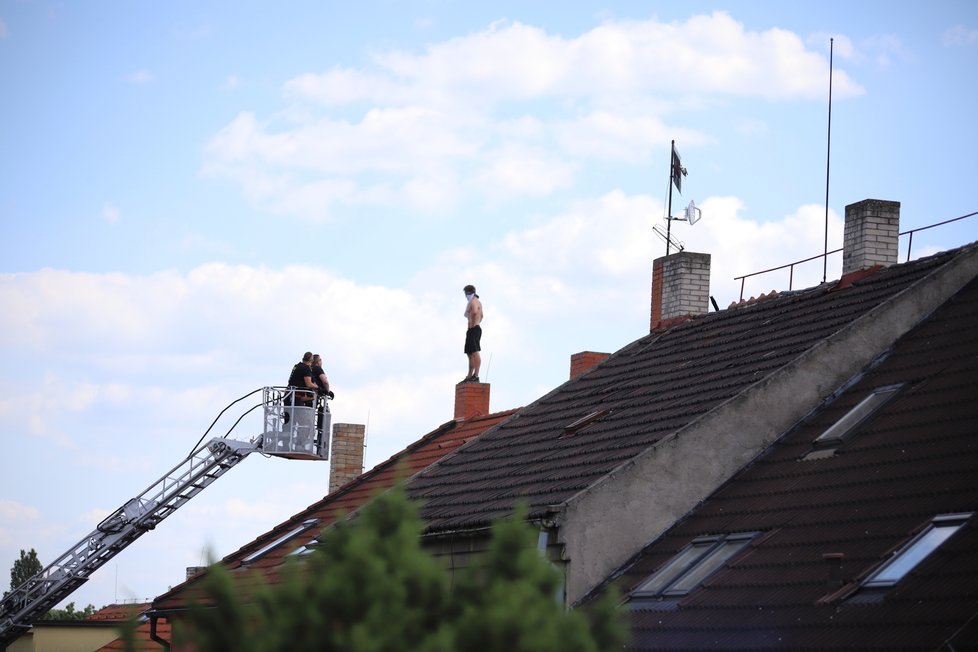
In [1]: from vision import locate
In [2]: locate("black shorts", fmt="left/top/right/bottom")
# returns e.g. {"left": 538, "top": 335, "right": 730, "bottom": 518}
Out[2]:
{"left": 464, "top": 325, "right": 482, "bottom": 354}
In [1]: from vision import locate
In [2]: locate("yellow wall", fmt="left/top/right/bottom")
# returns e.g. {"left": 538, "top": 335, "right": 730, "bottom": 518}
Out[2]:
{"left": 6, "top": 624, "right": 118, "bottom": 652}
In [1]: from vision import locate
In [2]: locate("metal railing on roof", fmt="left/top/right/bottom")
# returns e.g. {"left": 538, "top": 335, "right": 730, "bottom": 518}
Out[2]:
{"left": 733, "top": 210, "right": 978, "bottom": 301}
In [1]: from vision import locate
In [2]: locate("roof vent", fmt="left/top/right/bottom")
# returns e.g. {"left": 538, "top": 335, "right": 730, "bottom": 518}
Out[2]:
{"left": 562, "top": 409, "right": 610, "bottom": 436}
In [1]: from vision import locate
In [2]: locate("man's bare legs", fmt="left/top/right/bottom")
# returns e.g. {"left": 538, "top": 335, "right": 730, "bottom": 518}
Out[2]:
{"left": 467, "top": 351, "right": 481, "bottom": 381}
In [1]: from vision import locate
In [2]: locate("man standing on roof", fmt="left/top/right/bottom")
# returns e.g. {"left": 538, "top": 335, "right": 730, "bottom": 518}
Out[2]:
{"left": 463, "top": 284, "right": 483, "bottom": 382}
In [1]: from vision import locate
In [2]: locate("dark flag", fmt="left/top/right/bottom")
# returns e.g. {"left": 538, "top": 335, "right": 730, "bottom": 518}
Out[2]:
{"left": 671, "top": 143, "right": 684, "bottom": 194}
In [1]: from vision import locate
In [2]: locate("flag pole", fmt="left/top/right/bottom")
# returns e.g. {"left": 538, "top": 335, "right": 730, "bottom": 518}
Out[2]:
{"left": 666, "top": 140, "right": 675, "bottom": 256}
{"left": 823, "top": 38, "right": 834, "bottom": 283}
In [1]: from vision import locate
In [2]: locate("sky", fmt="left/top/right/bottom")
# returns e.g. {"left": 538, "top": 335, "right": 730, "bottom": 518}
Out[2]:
{"left": 1, "top": 0, "right": 976, "bottom": 611}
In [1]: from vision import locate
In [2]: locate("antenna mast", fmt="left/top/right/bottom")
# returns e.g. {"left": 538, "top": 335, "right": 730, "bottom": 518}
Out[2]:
{"left": 823, "top": 38, "right": 834, "bottom": 283}
{"left": 666, "top": 140, "right": 687, "bottom": 256}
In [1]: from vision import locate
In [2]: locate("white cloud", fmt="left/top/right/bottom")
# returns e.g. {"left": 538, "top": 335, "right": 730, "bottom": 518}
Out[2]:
{"left": 124, "top": 69, "right": 153, "bottom": 84}
{"left": 693, "top": 197, "right": 845, "bottom": 304}
{"left": 291, "top": 14, "right": 863, "bottom": 104}
{"left": 0, "top": 499, "right": 39, "bottom": 523}
{"left": 403, "top": 168, "right": 461, "bottom": 214}
{"left": 101, "top": 203, "right": 120, "bottom": 224}
{"left": 474, "top": 144, "right": 576, "bottom": 198}
{"left": 205, "top": 13, "right": 863, "bottom": 221}
{"left": 220, "top": 74, "right": 240, "bottom": 91}
{"left": 735, "top": 118, "right": 768, "bottom": 135}
{"left": 0, "top": 500, "right": 40, "bottom": 547}
{"left": 944, "top": 25, "right": 978, "bottom": 47}
{"left": 555, "top": 111, "right": 706, "bottom": 161}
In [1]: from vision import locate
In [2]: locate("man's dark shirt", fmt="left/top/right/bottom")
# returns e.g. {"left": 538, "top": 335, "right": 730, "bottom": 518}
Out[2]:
{"left": 288, "top": 362, "right": 314, "bottom": 405}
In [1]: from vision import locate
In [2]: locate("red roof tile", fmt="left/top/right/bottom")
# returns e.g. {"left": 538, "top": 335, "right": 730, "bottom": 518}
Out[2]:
{"left": 87, "top": 603, "right": 150, "bottom": 622}
{"left": 95, "top": 617, "right": 171, "bottom": 651}
{"left": 151, "top": 408, "right": 517, "bottom": 611}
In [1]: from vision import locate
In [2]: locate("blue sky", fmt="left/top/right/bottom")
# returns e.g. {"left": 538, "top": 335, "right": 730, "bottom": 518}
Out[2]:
{"left": 1, "top": 1, "right": 976, "bottom": 610}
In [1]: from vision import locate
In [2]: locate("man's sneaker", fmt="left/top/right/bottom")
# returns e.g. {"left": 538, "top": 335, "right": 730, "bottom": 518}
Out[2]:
{"left": 469, "top": 375, "right": 479, "bottom": 383}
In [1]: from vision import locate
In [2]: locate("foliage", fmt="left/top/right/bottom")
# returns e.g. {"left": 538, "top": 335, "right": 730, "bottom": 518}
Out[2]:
{"left": 44, "top": 601, "right": 98, "bottom": 620}
{"left": 453, "top": 503, "right": 624, "bottom": 652}
{"left": 7, "top": 548, "right": 42, "bottom": 596}
{"left": 6, "top": 548, "right": 98, "bottom": 620}
{"left": 174, "top": 486, "right": 626, "bottom": 652}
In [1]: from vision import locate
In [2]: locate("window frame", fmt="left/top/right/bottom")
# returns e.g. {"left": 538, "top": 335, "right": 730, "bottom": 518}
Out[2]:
{"left": 241, "top": 518, "right": 320, "bottom": 565}
{"left": 862, "top": 512, "right": 972, "bottom": 589}
{"left": 631, "top": 532, "right": 759, "bottom": 599}
{"left": 812, "top": 383, "right": 905, "bottom": 449}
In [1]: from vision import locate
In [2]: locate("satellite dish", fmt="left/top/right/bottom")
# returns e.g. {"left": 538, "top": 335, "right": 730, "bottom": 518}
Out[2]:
{"left": 684, "top": 200, "right": 702, "bottom": 225}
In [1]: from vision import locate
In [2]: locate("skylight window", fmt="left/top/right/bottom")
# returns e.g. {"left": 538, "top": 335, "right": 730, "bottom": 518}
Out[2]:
{"left": 287, "top": 538, "right": 320, "bottom": 558}
{"left": 863, "top": 513, "right": 972, "bottom": 588}
{"left": 813, "top": 384, "right": 904, "bottom": 448}
{"left": 632, "top": 532, "right": 758, "bottom": 598}
{"left": 562, "top": 408, "right": 610, "bottom": 436}
{"left": 241, "top": 519, "right": 320, "bottom": 565}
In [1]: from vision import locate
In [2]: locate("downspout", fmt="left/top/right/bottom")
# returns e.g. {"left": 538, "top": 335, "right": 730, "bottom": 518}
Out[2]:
{"left": 150, "top": 613, "right": 170, "bottom": 651}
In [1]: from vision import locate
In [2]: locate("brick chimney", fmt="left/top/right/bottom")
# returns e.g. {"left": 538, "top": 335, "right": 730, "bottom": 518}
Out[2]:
{"left": 454, "top": 381, "right": 490, "bottom": 420}
{"left": 329, "top": 422, "right": 365, "bottom": 493}
{"left": 650, "top": 251, "right": 711, "bottom": 331}
{"left": 842, "top": 199, "right": 900, "bottom": 275}
{"left": 570, "top": 351, "right": 610, "bottom": 380}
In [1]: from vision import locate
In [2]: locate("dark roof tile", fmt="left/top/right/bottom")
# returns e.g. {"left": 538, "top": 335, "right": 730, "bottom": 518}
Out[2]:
{"left": 590, "top": 263, "right": 978, "bottom": 650}
{"left": 410, "top": 248, "right": 971, "bottom": 533}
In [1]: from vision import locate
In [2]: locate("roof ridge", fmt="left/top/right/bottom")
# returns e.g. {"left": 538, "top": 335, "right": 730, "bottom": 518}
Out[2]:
{"left": 727, "top": 289, "right": 781, "bottom": 309}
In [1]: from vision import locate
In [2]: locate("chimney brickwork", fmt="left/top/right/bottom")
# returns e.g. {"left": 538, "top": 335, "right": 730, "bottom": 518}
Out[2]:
{"left": 651, "top": 251, "right": 711, "bottom": 331}
{"left": 570, "top": 351, "right": 610, "bottom": 380}
{"left": 329, "top": 422, "right": 365, "bottom": 494}
{"left": 454, "top": 381, "right": 490, "bottom": 420}
{"left": 843, "top": 199, "right": 900, "bottom": 275}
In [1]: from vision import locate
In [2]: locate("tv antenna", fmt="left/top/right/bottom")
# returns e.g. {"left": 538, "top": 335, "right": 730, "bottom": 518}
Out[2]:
{"left": 653, "top": 224, "right": 684, "bottom": 253}
{"left": 662, "top": 140, "right": 702, "bottom": 255}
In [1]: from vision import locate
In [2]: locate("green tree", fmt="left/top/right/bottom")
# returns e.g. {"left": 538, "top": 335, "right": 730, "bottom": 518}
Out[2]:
{"left": 7, "top": 548, "right": 42, "bottom": 596}
{"left": 453, "top": 504, "right": 623, "bottom": 652}
{"left": 44, "top": 602, "right": 97, "bottom": 620}
{"left": 6, "top": 549, "right": 98, "bottom": 620}
{"left": 175, "top": 486, "right": 625, "bottom": 652}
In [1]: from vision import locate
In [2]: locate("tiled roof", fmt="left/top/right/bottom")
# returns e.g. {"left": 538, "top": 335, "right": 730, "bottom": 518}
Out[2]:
{"left": 408, "top": 246, "right": 975, "bottom": 533}
{"left": 592, "top": 265, "right": 978, "bottom": 649}
{"left": 86, "top": 603, "right": 150, "bottom": 622}
{"left": 151, "top": 408, "right": 517, "bottom": 611}
{"left": 95, "top": 617, "right": 171, "bottom": 651}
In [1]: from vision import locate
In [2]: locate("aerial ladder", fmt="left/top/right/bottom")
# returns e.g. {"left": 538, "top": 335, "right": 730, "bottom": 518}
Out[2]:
{"left": 0, "top": 386, "right": 329, "bottom": 648}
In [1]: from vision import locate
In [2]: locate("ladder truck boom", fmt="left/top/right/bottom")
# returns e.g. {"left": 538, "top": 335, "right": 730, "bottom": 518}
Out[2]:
{"left": 0, "top": 386, "right": 329, "bottom": 648}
